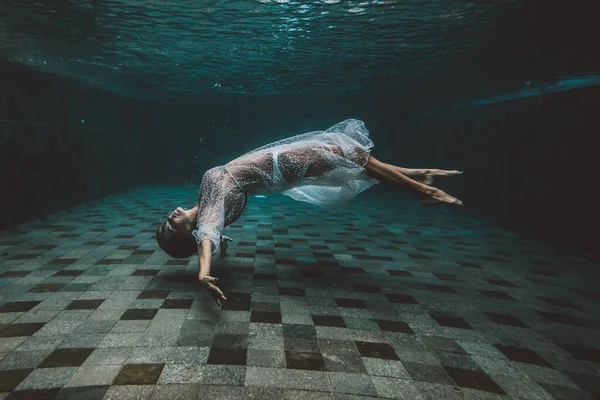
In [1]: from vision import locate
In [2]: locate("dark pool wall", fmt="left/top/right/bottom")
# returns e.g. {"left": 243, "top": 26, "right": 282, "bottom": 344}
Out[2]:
{"left": 0, "top": 62, "right": 156, "bottom": 230}
{"left": 376, "top": 86, "right": 600, "bottom": 262}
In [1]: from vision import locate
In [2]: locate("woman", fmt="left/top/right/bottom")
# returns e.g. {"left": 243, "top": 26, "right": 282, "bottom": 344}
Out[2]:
{"left": 156, "top": 119, "right": 462, "bottom": 305}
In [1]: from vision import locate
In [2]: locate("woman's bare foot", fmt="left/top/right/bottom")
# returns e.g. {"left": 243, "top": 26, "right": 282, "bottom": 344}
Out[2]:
{"left": 422, "top": 188, "right": 464, "bottom": 207}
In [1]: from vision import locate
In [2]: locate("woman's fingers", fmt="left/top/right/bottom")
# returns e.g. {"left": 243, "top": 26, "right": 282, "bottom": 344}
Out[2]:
{"left": 207, "top": 282, "right": 227, "bottom": 300}
{"left": 198, "top": 275, "right": 227, "bottom": 305}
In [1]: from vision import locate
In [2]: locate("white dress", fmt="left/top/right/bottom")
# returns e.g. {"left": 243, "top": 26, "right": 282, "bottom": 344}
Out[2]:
{"left": 192, "top": 119, "right": 379, "bottom": 254}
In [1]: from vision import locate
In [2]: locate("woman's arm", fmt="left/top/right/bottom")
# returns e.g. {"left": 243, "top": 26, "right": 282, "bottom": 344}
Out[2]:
{"left": 198, "top": 239, "right": 227, "bottom": 305}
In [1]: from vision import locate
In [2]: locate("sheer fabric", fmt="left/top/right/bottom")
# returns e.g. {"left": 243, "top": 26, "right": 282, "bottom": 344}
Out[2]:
{"left": 192, "top": 119, "right": 378, "bottom": 254}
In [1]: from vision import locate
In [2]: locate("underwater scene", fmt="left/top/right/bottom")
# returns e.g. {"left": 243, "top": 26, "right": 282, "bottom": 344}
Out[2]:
{"left": 0, "top": 0, "right": 599, "bottom": 399}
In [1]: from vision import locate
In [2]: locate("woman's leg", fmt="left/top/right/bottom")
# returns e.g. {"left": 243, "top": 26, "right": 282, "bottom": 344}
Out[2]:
{"left": 365, "top": 156, "right": 464, "bottom": 206}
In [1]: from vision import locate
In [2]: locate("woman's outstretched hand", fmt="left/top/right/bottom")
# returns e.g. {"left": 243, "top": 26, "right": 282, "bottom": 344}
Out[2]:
{"left": 199, "top": 275, "right": 227, "bottom": 307}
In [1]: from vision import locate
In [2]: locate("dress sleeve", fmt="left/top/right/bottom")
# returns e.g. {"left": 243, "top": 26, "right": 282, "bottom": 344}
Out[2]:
{"left": 192, "top": 167, "right": 228, "bottom": 255}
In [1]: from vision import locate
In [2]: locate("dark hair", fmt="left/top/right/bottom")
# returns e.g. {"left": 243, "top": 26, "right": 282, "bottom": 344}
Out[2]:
{"left": 155, "top": 222, "right": 197, "bottom": 258}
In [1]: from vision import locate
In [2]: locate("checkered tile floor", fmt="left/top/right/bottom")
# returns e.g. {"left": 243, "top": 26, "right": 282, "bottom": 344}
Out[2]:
{"left": 0, "top": 185, "right": 599, "bottom": 400}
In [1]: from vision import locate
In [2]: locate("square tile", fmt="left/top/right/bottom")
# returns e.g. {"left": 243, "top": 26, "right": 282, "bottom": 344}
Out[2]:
{"left": 0, "top": 323, "right": 45, "bottom": 337}
{"left": 166, "top": 347, "right": 209, "bottom": 365}
{"left": 207, "top": 348, "right": 247, "bottom": 365}
{"left": 285, "top": 351, "right": 325, "bottom": 370}
{"left": 177, "top": 320, "right": 215, "bottom": 347}
{"left": 354, "top": 285, "right": 382, "bottom": 294}
{"left": 113, "top": 363, "right": 165, "bottom": 385}
{"left": 157, "top": 364, "right": 203, "bottom": 384}
{"left": 251, "top": 311, "right": 282, "bottom": 323}
{"left": 0, "top": 302, "right": 41, "bottom": 313}
{"left": 494, "top": 344, "right": 552, "bottom": 367}
{"left": 251, "top": 301, "right": 280, "bottom": 312}
{"left": 375, "top": 319, "right": 414, "bottom": 334}
{"left": 0, "top": 271, "right": 30, "bottom": 278}
{"left": 137, "top": 291, "right": 169, "bottom": 299}
{"left": 39, "top": 348, "right": 94, "bottom": 368}
{"left": 247, "top": 349, "right": 286, "bottom": 368}
{"left": 161, "top": 299, "right": 193, "bottom": 309}
{"left": 431, "top": 315, "right": 472, "bottom": 330}
{"left": 66, "top": 300, "right": 104, "bottom": 310}
{"left": 312, "top": 315, "right": 346, "bottom": 328}
{"left": 119, "top": 309, "right": 158, "bottom": 320}
{"left": 214, "top": 320, "right": 250, "bottom": 336}
{"left": 0, "top": 369, "right": 33, "bottom": 391}
{"left": 212, "top": 334, "right": 248, "bottom": 349}
{"left": 355, "top": 341, "right": 399, "bottom": 360}
{"left": 335, "top": 298, "right": 366, "bottom": 309}
{"left": 221, "top": 292, "right": 251, "bottom": 311}
{"left": 202, "top": 365, "right": 246, "bottom": 386}
{"left": 319, "top": 339, "right": 360, "bottom": 357}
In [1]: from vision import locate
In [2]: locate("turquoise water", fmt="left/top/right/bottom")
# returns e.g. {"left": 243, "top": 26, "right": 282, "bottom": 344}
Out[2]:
{"left": 3, "top": 0, "right": 596, "bottom": 104}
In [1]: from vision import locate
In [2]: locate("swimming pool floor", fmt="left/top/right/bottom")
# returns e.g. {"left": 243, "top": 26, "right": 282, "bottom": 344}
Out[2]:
{"left": 0, "top": 185, "right": 598, "bottom": 400}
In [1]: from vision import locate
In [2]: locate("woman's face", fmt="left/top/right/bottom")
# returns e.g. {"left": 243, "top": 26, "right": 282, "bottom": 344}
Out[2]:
{"left": 167, "top": 207, "right": 191, "bottom": 234}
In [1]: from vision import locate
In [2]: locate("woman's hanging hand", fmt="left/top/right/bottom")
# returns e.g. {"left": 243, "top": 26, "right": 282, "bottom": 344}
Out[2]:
{"left": 198, "top": 275, "right": 227, "bottom": 307}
